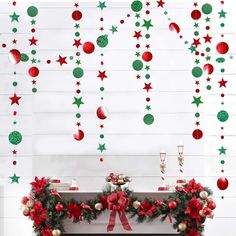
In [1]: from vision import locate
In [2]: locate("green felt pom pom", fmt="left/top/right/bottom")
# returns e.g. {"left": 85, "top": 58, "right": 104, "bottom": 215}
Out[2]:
{"left": 21, "top": 53, "right": 29, "bottom": 62}
{"left": 202, "top": 3, "right": 212, "bottom": 15}
{"left": 8, "top": 131, "right": 22, "bottom": 145}
{"left": 192, "top": 66, "right": 203, "bottom": 78}
{"left": 217, "top": 110, "right": 229, "bottom": 122}
{"left": 132, "top": 60, "right": 143, "bottom": 71}
{"left": 143, "top": 114, "right": 154, "bottom": 125}
{"left": 73, "top": 67, "right": 84, "bottom": 78}
{"left": 27, "top": 6, "right": 38, "bottom": 17}
{"left": 131, "top": 1, "right": 143, "bottom": 12}
{"left": 97, "top": 35, "right": 108, "bottom": 48}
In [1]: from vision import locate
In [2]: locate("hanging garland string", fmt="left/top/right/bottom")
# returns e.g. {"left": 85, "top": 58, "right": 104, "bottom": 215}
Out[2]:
{"left": 27, "top": 5, "right": 40, "bottom": 93}
{"left": 21, "top": 177, "right": 216, "bottom": 236}
{"left": 71, "top": 3, "right": 85, "bottom": 142}
{"left": 141, "top": 2, "right": 154, "bottom": 126}
{"left": 216, "top": 0, "right": 229, "bottom": 197}
{"left": 8, "top": 0, "right": 22, "bottom": 184}
{"left": 96, "top": 1, "right": 108, "bottom": 162}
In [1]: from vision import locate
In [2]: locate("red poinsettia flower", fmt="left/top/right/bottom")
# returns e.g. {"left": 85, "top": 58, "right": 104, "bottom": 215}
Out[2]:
{"left": 139, "top": 199, "right": 157, "bottom": 216}
{"left": 184, "top": 179, "right": 204, "bottom": 194}
{"left": 21, "top": 196, "right": 29, "bottom": 205}
{"left": 31, "top": 177, "right": 48, "bottom": 194}
{"left": 41, "top": 228, "right": 53, "bottom": 236}
{"left": 187, "top": 227, "right": 201, "bottom": 236}
{"left": 67, "top": 202, "right": 82, "bottom": 222}
{"left": 100, "top": 195, "right": 108, "bottom": 209}
{"left": 30, "top": 200, "right": 47, "bottom": 227}
{"left": 185, "top": 196, "right": 203, "bottom": 222}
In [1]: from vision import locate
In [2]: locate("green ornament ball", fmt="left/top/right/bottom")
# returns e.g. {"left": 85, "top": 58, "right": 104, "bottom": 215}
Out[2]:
{"left": 192, "top": 66, "right": 203, "bottom": 78}
{"left": 97, "top": 35, "right": 108, "bottom": 48}
{"left": 27, "top": 6, "right": 38, "bottom": 17}
{"left": 132, "top": 60, "right": 143, "bottom": 71}
{"left": 143, "top": 114, "right": 154, "bottom": 125}
{"left": 202, "top": 3, "right": 212, "bottom": 15}
{"left": 8, "top": 131, "right": 22, "bottom": 145}
{"left": 217, "top": 110, "right": 229, "bottom": 122}
{"left": 21, "top": 53, "right": 29, "bottom": 62}
{"left": 131, "top": 0, "right": 143, "bottom": 12}
{"left": 73, "top": 67, "right": 84, "bottom": 78}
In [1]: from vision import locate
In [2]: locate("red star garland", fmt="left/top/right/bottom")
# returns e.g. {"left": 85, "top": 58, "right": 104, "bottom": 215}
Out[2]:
{"left": 73, "top": 39, "right": 82, "bottom": 48}
{"left": 97, "top": 70, "right": 108, "bottom": 81}
{"left": 9, "top": 93, "right": 21, "bottom": 105}
{"left": 133, "top": 31, "right": 142, "bottom": 40}
{"left": 56, "top": 55, "right": 67, "bottom": 66}
{"left": 74, "top": 2, "right": 79, "bottom": 8}
{"left": 218, "top": 78, "right": 227, "bottom": 88}
{"left": 192, "top": 38, "right": 201, "bottom": 47}
{"left": 28, "top": 36, "right": 38, "bottom": 46}
{"left": 143, "top": 83, "right": 152, "bottom": 92}
{"left": 157, "top": 0, "right": 165, "bottom": 8}
{"left": 203, "top": 34, "right": 212, "bottom": 43}
{"left": 12, "top": 150, "right": 17, "bottom": 155}
{"left": 12, "top": 39, "right": 17, "bottom": 44}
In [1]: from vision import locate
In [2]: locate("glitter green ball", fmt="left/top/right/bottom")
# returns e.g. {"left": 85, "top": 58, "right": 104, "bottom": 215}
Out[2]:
{"left": 217, "top": 110, "right": 229, "bottom": 122}
{"left": 8, "top": 131, "right": 22, "bottom": 145}
{"left": 73, "top": 67, "right": 84, "bottom": 78}
{"left": 27, "top": 6, "right": 38, "bottom": 17}
{"left": 132, "top": 60, "right": 143, "bottom": 71}
{"left": 131, "top": 1, "right": 143, "bottom": 12}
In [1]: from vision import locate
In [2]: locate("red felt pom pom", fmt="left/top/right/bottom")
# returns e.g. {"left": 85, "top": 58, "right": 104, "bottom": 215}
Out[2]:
{"left": 72, "top": 10, "right": 82, "bottom": 21}
{"left": 83, "top": 41, "right": 95, "bottom": 54}
{"left": 28, "top": 66, "right": 39, "bottom": 77}
{"left": 142, "top": 51, "right": 153, "bottom": 62}
{"left": 217, "top": 177, "right": 229, "bottom": 190}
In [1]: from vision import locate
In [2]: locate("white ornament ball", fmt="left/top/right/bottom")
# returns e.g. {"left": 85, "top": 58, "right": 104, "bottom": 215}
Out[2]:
{"left": 95, "top": 203, "right": 103, "bottom": 211}
{"left": 22, "top": 206, "right": 30, "bottom": 216}
{"left": 26, "top": 199, "right": 34, "bottom": 208}
{"left": 133, "top": 200, "right": 141, "bottom": 209}
{"left": 207, "top": 211, "right": 214, "bottom": 219}
{"left": 199, "top": 210, "right": 205, "bottom": 217}
{"left": 52, "top": 229, "right": 61, "bottom": 236}
{"left": 200, "top": 191, "right": 208, "bottom": 200}
{"left": 178, "top": 222, "right": 187, "bottom": 232}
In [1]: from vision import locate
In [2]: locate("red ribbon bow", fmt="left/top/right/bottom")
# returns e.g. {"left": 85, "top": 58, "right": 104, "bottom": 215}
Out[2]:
{"left": 107, "top": 191, "right": 132, "bottom": 232}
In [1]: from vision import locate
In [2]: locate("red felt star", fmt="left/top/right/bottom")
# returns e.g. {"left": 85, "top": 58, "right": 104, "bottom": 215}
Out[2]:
{"left": 146, "top": 2, "right": 150, "bottom": 6}
{"left": 136, "top": 74, "right": 141, "bottom": 79}
{"left": 56, "top": 55, "right": 67, "bottom": 66}
{"left": 74, "top": 3, "right": 79, "bottom": 8}
{"left": 12, "top": 39, "right": 17, "bottom": 44}
{"left": 195, "top": 80, "right": 200, "bottom": 85}
{"left": 32, "top": 80, "right": 37, "bottom": 84}
{"left": 206, "top": 77, "right": 211, "bottom": 82}
{"left": 76, "top": 122, "right": 81, "bottom": 127}
{"left": 76, "top": 81, "right": 81, "bottom": 86}
{"left": 157, "top": 0, "right": 165, "bottom": 7}
{"left": 192, "top": 38, "right": 201, "bottom": 47}
{"left": 179, "top": 35, "right": 183, "bottom": 39}
{"left": 97, "top": 70, "right": 108, "bottom": 81}
{"left": 73, "top": 39, "right": 82, "bottom": 48}
{"left": 9, "top": 93, "right": 21, "bottom": 105}
{"left": 133, "top": 31, "right": 142, "bottom": 40}
{"left": 145, "top": 44, "right": 150, "bottom": 49}
{"left": 100, "top": 27, "right": 104, "bottom": 31}
{"left": 218, "top": 78, "right": 228, "bottom": 88}
{"left": 29, "top": 36, "right": 38, "bottom": 46}
{"left": 100, "top": 124, "right": 104, "bottom": 129}
{"left": 12, "top": 150, "right": 17, "bottom": 155}
{"left": 193, "top": 2, "right": 198, "bottom": 7}
{"left": 203, "top": 34, "right": 212, "bottom": 43}
{"left": 143, "top": 83, "right": 152, "bottom": 92}
{"left": 195, "top": 121, "right": 200, "bottom": 126}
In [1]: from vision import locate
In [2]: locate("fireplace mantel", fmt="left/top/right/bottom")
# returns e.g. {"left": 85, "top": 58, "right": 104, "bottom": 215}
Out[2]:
{"left": 59, "top": 190, "right": 178, "bottom": 235}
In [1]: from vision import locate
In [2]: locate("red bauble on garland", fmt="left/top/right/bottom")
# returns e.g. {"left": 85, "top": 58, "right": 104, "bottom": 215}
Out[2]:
{"left": 96, "top": 106, "right": 108, "bottom": 120}
{"left": 28, "top": 66, "right": 39, "bottom": 77}
{"left": 203, "top": 63, "right": 214, "bottom": 75}
{"left": 216, "top": 42, "right": 229, "bottom": 54}
{"left": 191, "top": 10, "right": 201, "bottom": 20}
{"left": 83, "top": 42, "right": 95, "bottom": 54}
{"left": 73, "top": 129, "right": 84, "bottom": 141}
{"left": 142, "top": 51, "right": 153, "bottom": 62}
{"left": 192, "top": 129, "right": 203, "bottom": 140}
{"left": 55, "top": 202, "right": 64, "bottom": 213}
{"left": 9, "top": 49, "right": 21, "bottom": 64}
{"left": 217, "top": 177, "right": 229, "bottom": 190}
{"left": 72, "top": 10, "right": 82, "bottom": 21}
{"left": 168, "top": 201, "right": 177, "bottom": 210}
{"left": 169, "top": 22, "right": 180, "bottom": 34}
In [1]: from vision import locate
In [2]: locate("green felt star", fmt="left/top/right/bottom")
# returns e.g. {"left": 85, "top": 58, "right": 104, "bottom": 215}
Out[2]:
{"left": 135, "top": 52, "right": 141, "bottom": 57}
{"left": 135, "top": 13, "right": 140, "bottom": 19}
{"left": 31, "top": 58, "right": 37, "bottom": 64}
{"left": 98, "top": 1, "right": 106, "bottom": 10}
{"left": 218, "top": 146, "right": 227, "bottom": 155}
{"left": 76, "top": 60, "right": 81, "bottom": 65}
{"left": 9, "top": 12, "right": 20, "bottom": 22}
{"left": 73, "top": 97, "right": 84, "bottom": 108}
{"left": 146, "top": 105, "right": 151, "bottom": 111}
{"left": 205, "top": 17, "right": 210, "bottom": 22}
{"left": 74, "top": 23, "right": 80, "bottom": 29}
{"left": 192, "top": 96, "right": 203, "bottom": 107}
{"left": 145, "top": 65, "right": 150, "bottom": 71}
{"left": 193, "top": 23, "right": 199, "bottom": 28}
{"left": 205, "top": 55, "right": 211, "bottom": 61}
{"left": 97, "top": 143, "right": 106, "bottom": 152}
{"left": 31, "top": 19, "right": 36, "bottom": 25}
{"left": 110, "top": 26, "right": 118, "bottom": 34}
{"left": 10, "top": 173, "right": 20, "bottom": 184}
{"left": 218, "top": 9, "right": 227, "bottom": 18}
{"left": 188, "top": 45, "right": 196, "bottom": 53}
{"left": 142, "top": 19, "right": 153, "bottom": 30}
{"left": 195, "top": 59, "right": 200, "bottom": 65}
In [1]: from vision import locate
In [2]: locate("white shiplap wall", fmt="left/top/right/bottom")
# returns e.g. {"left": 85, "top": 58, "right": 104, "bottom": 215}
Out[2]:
{"left": 0, "top": 1, "right": 236, "bottom": 235}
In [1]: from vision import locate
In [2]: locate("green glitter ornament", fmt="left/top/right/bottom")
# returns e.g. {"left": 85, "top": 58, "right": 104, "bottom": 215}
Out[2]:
{"left": 27, "top": 6, "right": 38, "bottom": 17}
{"left": 131, "top": 1, "right": 143, "bottom": 12}
{"left": 73, "top": 67, "right": 84, "bottom": 78}
{"left": 202, "top": 3, "right": 212, "bottom": 15}
{"left": 217, "top": 110, "right": 229, "bottom": 122}
{"left": 97, "top": 35, "right": 108, "bottom": 48}
{"left": 21, "top": 53, "right": 29, "bottom": 62}
{"left": 192, "top": 66, "right": 203, "bottom": 78}
{"left": 132, "top": 60, "right": 143, "bottom": 71}
{"left": 8, "top": 131, "right": 22, "bottom": 145}
{"left": 143, "top": 114, "right": 154, "bottom": 125}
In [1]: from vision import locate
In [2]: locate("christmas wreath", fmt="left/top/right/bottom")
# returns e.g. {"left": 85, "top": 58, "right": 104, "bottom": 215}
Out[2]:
{"left": 21, "top": 177, "right": 216, "bottom": 236}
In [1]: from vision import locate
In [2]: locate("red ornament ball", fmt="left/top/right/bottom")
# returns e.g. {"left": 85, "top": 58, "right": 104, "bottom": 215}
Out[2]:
{"left": 55, "top": 202, "right": 64, "bottom": 213}
{"left": 97, "top": 106, "right": 108, "bottom": 120}
{"left": 203, "top": 63, "right": 214, "bottom": 75}
{"left": 203, "top": 207, "right": 212, "bottom": 216}
{"left": 9, "top": 49, "right": 21, "bottom": 64}
{"left": 28, "top": 66, "right": 39, "bottom": 77}
{"left": 142, "top": 51, "right": 153, "bottom": 62}
{"left": 169, "top": 22, "right": 180, "bottom": 34}
{"left": 207, "top": 201, "right": 216, "bottom": 210}
{"left": 217, "top": 177, "right": 229, "bottom": 190}
{"left": 46, "top": 60, "right": 51, "bottom": 64}
{"left": 168, "top": 201, "right": 177, "bottom": 210}
{"left": 73, "top": 129, "right": 84, "bottom": 141}
{"left": 2, "top": 43, "right": 6, "bottom": 48}
{"left": 216, "top": 42, "right": 229, "bottom": 54}
{"left": 191, "top": 10, "right": 201, "bottom": 20}
{"left": 83, "top": 41, "right": 95, "bottom": 54}
{"left": 192, "top": 129, "right": 203, "bottom": 140}
{"left": 72, "top": 10, "right": 82, "bottom": 21}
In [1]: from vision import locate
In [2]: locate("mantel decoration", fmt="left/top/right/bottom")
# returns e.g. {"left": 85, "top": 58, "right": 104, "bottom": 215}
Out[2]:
{"left": 22, "top": 176, "right": 216, "bottom": 236}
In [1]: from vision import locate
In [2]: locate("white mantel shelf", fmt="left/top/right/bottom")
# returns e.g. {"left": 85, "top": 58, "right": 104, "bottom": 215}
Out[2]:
{"left": 58, "top": 190, "right": 177, "bottom": 234}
